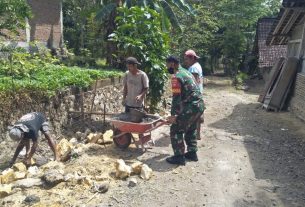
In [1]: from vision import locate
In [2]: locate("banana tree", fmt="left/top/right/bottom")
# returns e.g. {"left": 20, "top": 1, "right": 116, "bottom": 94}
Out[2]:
{"left": 96, "top": 0, "right": 193, "bottom": 66}
{"left": 96, "top": 0, "right": 193, "bottom": 31}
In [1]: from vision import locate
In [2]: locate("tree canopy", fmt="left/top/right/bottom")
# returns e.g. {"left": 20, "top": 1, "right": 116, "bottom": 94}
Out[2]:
{"left": 0, "top": 0, "right": 283, "bottom": 108}
{"left": 172, "top": 0, "right": 282, "bottom": 74}
{"left": 60, "top": 0, "right": 282, "bottom": 75}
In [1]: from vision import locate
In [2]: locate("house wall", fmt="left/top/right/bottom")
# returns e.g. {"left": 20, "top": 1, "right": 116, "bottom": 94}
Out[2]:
{"left": 289, "top": 20, "right": 305, "bottom": 121}
{"left": 27, "top": 0, "right": 62, "bottom": 49}
{"left": 291, "top": 24, "right": 303, "bottom": 40}
{"left": 2, "top": 1, "right": 63, "bottom": 49}
{"left": 287, "top": 24, "right": 303, "bottom": 58}
{"left": 256, "top": 18, "right": 287, "bottom": 81}
{"left": 290, "top": 73, "right": 305, "bottom": 121}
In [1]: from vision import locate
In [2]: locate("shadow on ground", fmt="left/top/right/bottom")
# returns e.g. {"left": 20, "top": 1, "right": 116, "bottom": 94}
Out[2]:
{"left": 209, "top": 102, "right": 305, "bottom": 206}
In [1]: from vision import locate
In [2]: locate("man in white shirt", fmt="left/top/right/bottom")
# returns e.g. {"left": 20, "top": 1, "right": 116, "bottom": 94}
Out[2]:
{"left": 184, "top": 50, "right": 203, "bottom": 93}
{"left": 184, "top": 50, "right": 205, "bottom": 140}
{"left": 122, "top": 57, "right": 149, "bottom": 112}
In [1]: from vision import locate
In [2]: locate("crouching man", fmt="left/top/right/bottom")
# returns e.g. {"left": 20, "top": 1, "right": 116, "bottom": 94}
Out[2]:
{"left": 8, "top": 112, "right": 59, "bottom": 167}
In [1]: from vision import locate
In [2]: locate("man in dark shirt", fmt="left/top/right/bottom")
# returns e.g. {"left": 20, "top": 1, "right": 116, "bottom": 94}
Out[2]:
{"left": 8, "top": 112, "right": 59, "bottom": 167}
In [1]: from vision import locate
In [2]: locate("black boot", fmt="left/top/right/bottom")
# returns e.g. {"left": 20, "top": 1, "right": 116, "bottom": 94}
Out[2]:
{"left": 166, "top": 155, "right": 186, "bottom": 165}
{"left": 184, "top": 151, "right": 198, "bottom": 161}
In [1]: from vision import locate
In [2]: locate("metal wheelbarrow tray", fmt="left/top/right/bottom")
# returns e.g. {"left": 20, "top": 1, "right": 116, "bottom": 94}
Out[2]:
{"left": 110, "top": 114, "right": 166, "bottom": 150}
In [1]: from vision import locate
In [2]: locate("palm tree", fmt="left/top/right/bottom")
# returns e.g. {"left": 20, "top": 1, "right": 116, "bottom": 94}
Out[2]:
{"left": 95, "top": 0, "right": 193, "bottom": 66}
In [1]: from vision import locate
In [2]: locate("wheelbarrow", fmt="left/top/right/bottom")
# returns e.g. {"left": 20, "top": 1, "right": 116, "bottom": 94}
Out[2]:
{"left": 110, "top": 114, "right": 167, "bottom": 151}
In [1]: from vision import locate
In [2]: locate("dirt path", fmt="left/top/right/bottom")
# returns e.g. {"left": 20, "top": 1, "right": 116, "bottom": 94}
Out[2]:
{"left": 97, "top": 77, "right": 305, "bottom": 207}
{"left": 2, "top": 76, "right": 305, "bottom": 207}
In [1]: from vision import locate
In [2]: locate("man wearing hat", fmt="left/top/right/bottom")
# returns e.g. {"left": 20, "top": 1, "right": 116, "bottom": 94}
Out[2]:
{"left": 184, "top": 49, "right": 203, "bottom": 93}
{"left": 8, "top": 112, "right": 59, "bottom": 167}
{"left": 184, "top": 49, "right": 205, "bottom": 140}
{"left": 122, "top": 57, "right": 149, "bottom": 112}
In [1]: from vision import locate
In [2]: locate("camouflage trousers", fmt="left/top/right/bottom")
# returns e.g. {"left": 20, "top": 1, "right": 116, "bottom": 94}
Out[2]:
{"left": 170, "top": 100, "right": 204, "bottom": 156}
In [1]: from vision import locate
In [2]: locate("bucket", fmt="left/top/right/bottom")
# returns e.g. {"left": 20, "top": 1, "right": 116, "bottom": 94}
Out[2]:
{"left": 129, "top": 108, "right": 147, "bottom": 123}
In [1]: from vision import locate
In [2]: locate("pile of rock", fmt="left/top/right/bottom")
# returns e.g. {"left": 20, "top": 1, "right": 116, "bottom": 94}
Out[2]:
{"left": 0, "top": 162, "right": 39, "bottom": 198}
{"left": 56, "top": 129, "right": 114, "bottom": 162}
{"left": 73, "top": 129, "right": 113, "bottom": 144}
{"left": 115, "top": 159, "right": 153, "bottom": 182}
{"left": 0, "top": 130, "right": 152, "bottom": 200}
{"left": 0, "top": 159, "right": 111, "bottom": 199}
{"left": 0, "top": 129, "right": 116, "bottom": 199}
{"left": 85, "top": 130, "right": 113, "bottom": 145}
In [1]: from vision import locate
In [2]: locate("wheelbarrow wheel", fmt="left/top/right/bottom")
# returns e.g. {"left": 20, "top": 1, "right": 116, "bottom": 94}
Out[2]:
{"left": 113, "top": 129, "right": 132, "bottom": 149}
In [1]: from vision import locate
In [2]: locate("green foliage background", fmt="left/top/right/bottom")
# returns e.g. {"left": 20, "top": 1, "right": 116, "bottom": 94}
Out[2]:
{"left": 110, "top": 7, "right": 170, "bottom": 111}
{"left": 0, "top": 0, "right": 283, "bottom": 110}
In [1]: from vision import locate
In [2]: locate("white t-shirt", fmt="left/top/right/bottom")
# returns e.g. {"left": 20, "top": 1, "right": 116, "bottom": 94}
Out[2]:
{"left": 123, "top": 70, "right": 149, "bottom": 107}
{"left": 188, "top": 62, "right": 203, "bottom": 93}
{"left": 188, "top": 62, "right": 203, "bottom": 78}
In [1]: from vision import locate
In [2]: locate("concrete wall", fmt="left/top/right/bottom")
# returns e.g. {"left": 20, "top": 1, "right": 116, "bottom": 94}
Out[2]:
{"left": 0, "top": 78, "right": 124, "bottom": 141}
{"left": 285, "top": 20, "right": 305, "bottom": 121}
{"left": 290, "top": 73, "right": 305, "bottom": 121}
{"left": 291, "top": 23, "right": 303, "bottom": 40}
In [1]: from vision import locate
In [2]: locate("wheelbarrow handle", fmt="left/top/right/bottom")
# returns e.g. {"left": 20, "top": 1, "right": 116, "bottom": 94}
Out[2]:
{"left": 153, "top": 119, "right": 168, "bottom": 128}
{"left": 160, "top": 119, "right": 170, "bottom": 125}
{"left": 159, "top": 115, "right": 176, "bottom": 125}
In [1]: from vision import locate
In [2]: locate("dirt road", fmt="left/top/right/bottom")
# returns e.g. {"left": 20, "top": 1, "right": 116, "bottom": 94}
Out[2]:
{"left": 98, "top": 77, "right": 305, "bottom": 207}
{"left": 2, "top": 76, "right": 305, "bottom": 207}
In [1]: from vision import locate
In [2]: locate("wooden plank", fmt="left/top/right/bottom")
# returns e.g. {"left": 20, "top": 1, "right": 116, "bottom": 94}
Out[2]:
{"left": 258, "top": 58, "right": 286, "bottom": 103}
{"left": 264, "top": 57, "right": 299, "bottom": 111}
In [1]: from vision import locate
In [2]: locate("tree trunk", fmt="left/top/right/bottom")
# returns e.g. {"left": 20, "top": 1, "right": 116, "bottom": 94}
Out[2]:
{"left": 80, "top": 22, "right": 85, "bottom": 49}
{"left": 105, "top": 0, "right": 122, "bottom": 68}
{"left": 210, "top": 56, "right": 214, "bottom": 74}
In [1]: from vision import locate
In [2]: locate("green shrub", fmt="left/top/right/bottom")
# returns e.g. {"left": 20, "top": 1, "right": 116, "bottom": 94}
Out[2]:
{"left": 0, "top": 48, "right": 123, "bottom": 96}
{"left": 234, "top": 72, "right": 248, "bottom": 86}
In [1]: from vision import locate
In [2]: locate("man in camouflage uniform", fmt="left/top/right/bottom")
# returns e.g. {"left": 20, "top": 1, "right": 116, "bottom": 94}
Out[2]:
{"left": 165, "top": 56, "right": 205, "bottom": 165}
